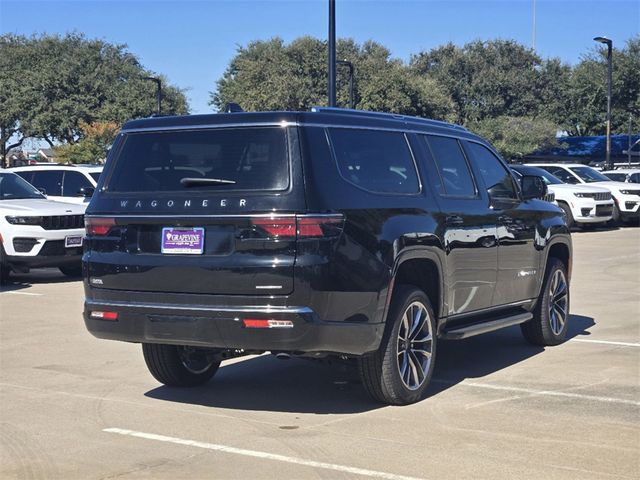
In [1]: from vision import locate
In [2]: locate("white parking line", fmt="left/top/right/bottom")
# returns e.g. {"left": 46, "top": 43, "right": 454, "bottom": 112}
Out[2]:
{"left": 103, "top": 428, "right": 425, "bottom": 480}
{"left": 433, "top": 380, "right": 640, "bottom": 407}
{"left": 0, "top": 291, "right": 43, "bottom": 296}
{"left": 571, "top": 339, "right": 640, "bottom": 348}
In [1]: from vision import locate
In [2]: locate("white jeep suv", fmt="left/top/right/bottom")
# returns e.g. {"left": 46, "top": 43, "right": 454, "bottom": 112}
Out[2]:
{"left": 529, "top": 163, "right": 640, "bottom": 223}
{"left": 0, "top": 171, "right": 86, "bottom": 283}
{"left": 512, "top": 165, "right": 613, "bottom": 227}
{"left": 12, "top": 165, "right": 102, "bottom": 205}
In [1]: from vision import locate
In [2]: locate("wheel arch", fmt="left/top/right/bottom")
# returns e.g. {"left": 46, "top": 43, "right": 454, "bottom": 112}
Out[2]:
{"left": 387, "top": 249, "right": 444, "bottom": 323}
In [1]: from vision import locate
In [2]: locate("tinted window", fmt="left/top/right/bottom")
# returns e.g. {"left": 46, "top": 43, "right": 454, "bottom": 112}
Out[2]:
{"left": 63, "top": 171, "right": 92, "bottom": 196}
{"left": 569, "top": 166, "right": 610, "bottom": 183}
{"left": 89, "top": 172, "right": 102, "bottom": 183}
{"left": 108, "top": 127, "right": 289, "bottom": 192}
{"left": 328, "top": 129, "right": 420, "bottom": 194}
{"left": 630, "top": 173, "right": 640, "bottom": 183}
{"left": 31, "top": 171, "right": 63, "bottom": 196}
{"left": 0, "top": 173, "right": 46, "bottom": 200}
{"left": 604, "top": 173, "right": 626, "bottom": 182}
{"left": 425, "top": 136, "right": 476, "bottom": 196}
{"left": 540, "top": 166, "right": 579, "bottom": 184}
{"left": 466, "top": 143, "right": 517, "bottom": 199}
{"left": 15, "top": 171, "right": 34, "bottom": 184}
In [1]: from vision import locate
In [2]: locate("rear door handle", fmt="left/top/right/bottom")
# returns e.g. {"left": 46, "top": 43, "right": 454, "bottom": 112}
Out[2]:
{"left": 445, "top": 215, "right": 464, "bottom": 226}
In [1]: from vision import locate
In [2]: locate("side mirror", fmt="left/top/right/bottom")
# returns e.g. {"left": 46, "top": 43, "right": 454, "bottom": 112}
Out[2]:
{"left": 37, "top": 187, "right": 47, "bottom": 196}
{"left": 521, "top": 175, "right": 547, "bottom": 200}
{"left": 78, "top": 187, "right": 95, "bottom": 198}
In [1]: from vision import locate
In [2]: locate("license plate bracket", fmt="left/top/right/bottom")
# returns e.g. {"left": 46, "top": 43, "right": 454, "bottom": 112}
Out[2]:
{"left": 161, "top": 227, "right": 205, "bottom": 254}
{"left": 65, "top": 235, "right": 83, "bottom": 248}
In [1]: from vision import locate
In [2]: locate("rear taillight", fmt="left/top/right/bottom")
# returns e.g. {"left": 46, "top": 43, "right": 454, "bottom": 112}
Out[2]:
{"left": 85, "top": 217, "right": 115, "bottom": 236}
{"left": 251, "top": 217, "right": 297, "bottom": 239}
{"left": 297, "top": 215, "right": 343, "bottom": 238}
{"left": 251, "top": 215, "right": 343, "bottom": 240}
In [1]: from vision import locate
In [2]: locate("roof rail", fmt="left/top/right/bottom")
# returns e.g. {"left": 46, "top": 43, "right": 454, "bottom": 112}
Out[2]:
{"left": 310, "top": 107, "right": 467, "bottom": 132}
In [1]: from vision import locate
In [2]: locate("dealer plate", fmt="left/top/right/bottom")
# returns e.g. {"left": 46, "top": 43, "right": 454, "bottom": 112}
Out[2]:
{"left": 65, "top": 235, "right": 83, "bottom": 248}
{"left": 161, "top": 227, "right": 205, "bottom": 254}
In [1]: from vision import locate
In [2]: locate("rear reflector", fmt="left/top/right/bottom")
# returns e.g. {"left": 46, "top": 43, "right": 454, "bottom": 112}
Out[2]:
{"left": 242, "top": 319, "right": 294, "bottom": 329}
{"left": 85, "top": 217, "right": 116, "bottom": 236}
{"left": 90, "top": 311, "right": 118, "bottom": 321}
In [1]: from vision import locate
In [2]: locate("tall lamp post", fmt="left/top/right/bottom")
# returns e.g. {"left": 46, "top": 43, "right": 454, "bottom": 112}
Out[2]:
{"left": 593, "top": 36, "right": 613, "bottom": 170}
{"left": 142, "top": 76, "right": 162, "bottom": 115}
{"left": 328, "top": 0, "right": 336, "bottom": 107}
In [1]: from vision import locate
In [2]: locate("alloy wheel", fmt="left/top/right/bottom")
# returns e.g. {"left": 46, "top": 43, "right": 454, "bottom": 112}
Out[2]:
{"left": 396, "top": 301, "right": 433, "bottom": 390}
{"left": 548, "top": 269, "right": 569, "bottom": 335}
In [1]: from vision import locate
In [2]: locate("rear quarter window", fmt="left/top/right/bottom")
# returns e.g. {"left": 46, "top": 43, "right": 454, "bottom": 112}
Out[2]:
{"left": 106, "top": 127, "right": 289, "bottom": 193}
{"left": 328, "top": 128, "right": 420, "bottom": 194}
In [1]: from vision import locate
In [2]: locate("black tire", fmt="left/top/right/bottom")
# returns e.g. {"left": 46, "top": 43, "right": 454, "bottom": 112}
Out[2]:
{"left": 59, "top": 265, "right": 82, "bottom": 277}
{"left": 0, "top": 246, "right": 10, "bottom": 285}
{"left": 558, "top": 202, "right": 574, "bottom": 229}
{"left": 609, "top": 202, "right": 621, "bottom": 226}
{"left": 142, "top": 343, "right": 221, "bottom": 387}
{"left": 358, "top": 285, "right": 437, "bottom": 405}
{"left": 521, "top": 259, "right": 570, "bottom": 346}
{"left": 0, "top": 263, "right": 9, "bottom": 285}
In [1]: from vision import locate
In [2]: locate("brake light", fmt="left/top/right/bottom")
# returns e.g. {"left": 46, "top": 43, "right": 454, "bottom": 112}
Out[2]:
{"left": 243, "top": 319, "right": 294, "bottom": 329}
{"left": 90, "top": 311, "right": 118, "bottom": 321}
{"left": 85, "top": 217, "right": 115, "bottom": 236}
{"left": 251, "top": 215, "right": 343, "bottom": 239}
{"left": 297, "top": 215, "right": 343, "bottom": 238}
{"left": 251, "top": 217, "right": 296, "bottom": 239}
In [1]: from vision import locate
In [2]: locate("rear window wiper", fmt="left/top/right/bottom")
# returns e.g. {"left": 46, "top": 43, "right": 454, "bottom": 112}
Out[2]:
{"left": 180, "top": 177, "right": 237, "bottom": 187}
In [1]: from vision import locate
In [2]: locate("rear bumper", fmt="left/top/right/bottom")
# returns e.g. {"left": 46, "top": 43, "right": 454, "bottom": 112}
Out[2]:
{"left": 83, "top": 298, "right": 383, "bottom": 356}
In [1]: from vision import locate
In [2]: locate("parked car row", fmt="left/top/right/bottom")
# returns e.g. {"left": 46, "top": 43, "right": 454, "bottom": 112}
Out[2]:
{"left": 0, "top": 164, "right": 103, "bottom": 283}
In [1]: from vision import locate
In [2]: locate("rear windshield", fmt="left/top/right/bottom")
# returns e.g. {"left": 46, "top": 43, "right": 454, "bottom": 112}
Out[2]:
{"left": 107, "top": 127, "right": 289, "bottom": 192}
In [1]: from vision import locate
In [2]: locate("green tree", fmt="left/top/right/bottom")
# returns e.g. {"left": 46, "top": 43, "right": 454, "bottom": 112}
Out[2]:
{"left": 211, "top": 36, "right": 455, "bottom": 120}
{"left": 0, "top": 33, "right": 189, "bottom": 166}
{"left": 564, "top": 36, "right": 640, "bottom": 136}
{"left": 410, "top": 40, "right": 571, "bottom": 125}
{"left": 470, "top": 116, "right": 560, "bottom": 161}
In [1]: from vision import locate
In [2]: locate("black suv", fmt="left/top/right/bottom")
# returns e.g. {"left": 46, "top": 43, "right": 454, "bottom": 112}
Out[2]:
{"left": 83, "top": 108, "right": 571, "bottom": 405}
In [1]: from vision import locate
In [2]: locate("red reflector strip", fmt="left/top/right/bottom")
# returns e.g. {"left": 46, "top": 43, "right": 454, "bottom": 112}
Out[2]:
{"left": 85, "top": 217, "right": 115, "bottom": 236}
{"left": 242, "top": 319, "right": 294, "bottom": 329}
{"left": 90, "top": 311, "right": 118, "bottom": 321}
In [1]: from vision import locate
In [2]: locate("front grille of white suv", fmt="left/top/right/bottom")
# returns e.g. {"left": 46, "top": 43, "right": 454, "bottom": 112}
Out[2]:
{"left": 40, "top": 215, "right": 84, "bottom": 230}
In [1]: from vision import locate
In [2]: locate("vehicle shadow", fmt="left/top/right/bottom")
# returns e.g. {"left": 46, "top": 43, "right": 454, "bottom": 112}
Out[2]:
{"left": 2, "top": 268, "right": 81, "bottom": 288}
{"left": 144, "top": 314, "right": 595, "bottom": 414}
{"left": 145, "top": 354, "right": 380, "bottom": 415}
{"left": 428, "top": 313, "right": 596, "bottom": 396}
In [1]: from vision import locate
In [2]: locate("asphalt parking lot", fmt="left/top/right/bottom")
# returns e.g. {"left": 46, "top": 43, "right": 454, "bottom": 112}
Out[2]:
{"left": 1, "top": 227, "right": 638, "bottom": 480}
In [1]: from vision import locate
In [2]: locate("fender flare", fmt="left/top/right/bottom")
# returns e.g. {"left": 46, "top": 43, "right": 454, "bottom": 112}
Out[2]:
{"left": 382, "top": 247, "right": 445, "bottom": 324}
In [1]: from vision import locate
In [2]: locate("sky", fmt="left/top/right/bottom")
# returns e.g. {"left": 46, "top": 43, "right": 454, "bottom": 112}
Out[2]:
{"left": 1, "top": 0, "right": 639, "bottom": 115}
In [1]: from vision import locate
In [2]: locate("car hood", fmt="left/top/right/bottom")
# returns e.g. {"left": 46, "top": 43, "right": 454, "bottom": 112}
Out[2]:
{"left": 0, "top": 198, "right": 87, "bottom": 216}
{"left": 584, "top": 180, "right": 633, "bottom": 190}
{"left": 547, "top": 184, "right": 610, "bottom": 194}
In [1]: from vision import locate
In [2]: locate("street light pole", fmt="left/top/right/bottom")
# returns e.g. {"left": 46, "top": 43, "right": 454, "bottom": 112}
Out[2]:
{"left": 594, "top": 36, "right": 613, "bottom": 170}
{"left": 337, "top": 60, "right": 354, "bottom": 109}
{"left": 142, "top": 76, "right": 162, "bottom": 115}
{"left": 328, "top": 0, "right": 336, "bottom": 107}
